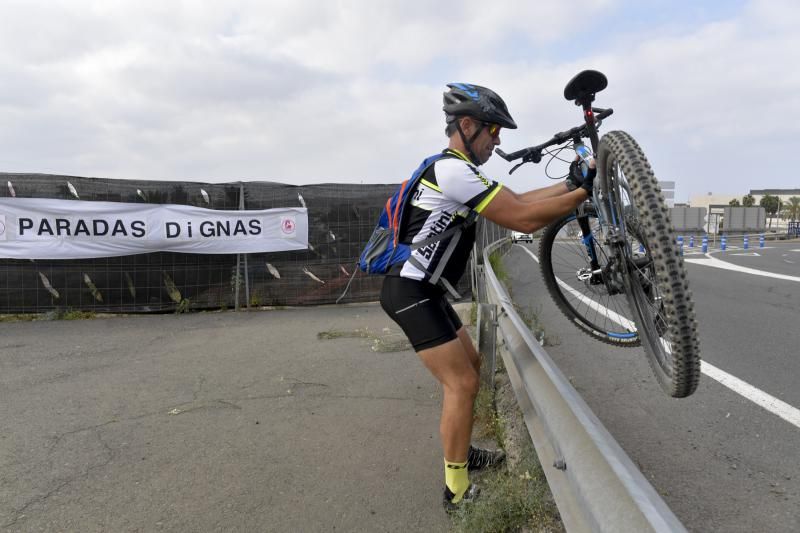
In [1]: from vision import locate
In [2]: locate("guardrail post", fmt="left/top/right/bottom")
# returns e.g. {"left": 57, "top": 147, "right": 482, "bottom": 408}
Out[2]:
{"left": 475, "top": 264, "right": 487, "bottom": 305}
{"left": 477, "top": 303, "right": 497, "bottom": 387}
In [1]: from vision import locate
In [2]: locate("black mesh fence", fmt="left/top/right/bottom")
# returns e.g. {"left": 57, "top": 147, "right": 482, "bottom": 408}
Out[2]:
{"left": 0, "top": 173, "right": 475, "bottom": 313}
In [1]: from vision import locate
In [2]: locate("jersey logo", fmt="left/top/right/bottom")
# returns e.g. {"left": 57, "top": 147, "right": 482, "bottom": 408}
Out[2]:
{"left": 417, "top": 210, "right": 454, "bottom": 259}
{"left": 466, "top": 163, "right": 491, "bottom": 188}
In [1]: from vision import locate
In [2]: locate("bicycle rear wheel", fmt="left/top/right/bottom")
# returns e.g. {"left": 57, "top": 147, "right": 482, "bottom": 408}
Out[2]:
{"left": 596, "top": 130, "right": 700, "bottom": 397}
{"left": 538, "top": 206, "right": 646, "bottom": 346}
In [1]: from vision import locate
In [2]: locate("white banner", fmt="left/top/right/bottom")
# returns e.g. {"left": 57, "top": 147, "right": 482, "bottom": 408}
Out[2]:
{"left": 0, "top": 198, "right": 308, "bottom": 259}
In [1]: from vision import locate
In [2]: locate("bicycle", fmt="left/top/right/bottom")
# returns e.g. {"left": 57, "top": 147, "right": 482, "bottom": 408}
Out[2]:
{"left": 495, "top": 70, "right": 700, "bottom": 398}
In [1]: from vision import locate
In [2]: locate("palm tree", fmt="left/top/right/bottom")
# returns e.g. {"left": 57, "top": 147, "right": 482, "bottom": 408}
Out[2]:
{"left": 760, "top": 194, "right": 780, "bottom": 228}
{"left": 729, "top": 198, "right": 741, "bottom": 206}
{"left": 782, "top": 196, "right": 800, "bottom": 222}
{"left": 742, "top": 194, "right": 755, "bottom": 207}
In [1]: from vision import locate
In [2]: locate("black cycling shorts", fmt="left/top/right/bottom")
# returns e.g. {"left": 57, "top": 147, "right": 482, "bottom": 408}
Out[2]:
{"left": 379, "top": 275, "right": 463, "bottom": 351}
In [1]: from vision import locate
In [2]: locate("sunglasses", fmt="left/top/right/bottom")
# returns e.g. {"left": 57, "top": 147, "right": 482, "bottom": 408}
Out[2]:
{"left": 482, "top": 122, "right": 502, "bottom": 138}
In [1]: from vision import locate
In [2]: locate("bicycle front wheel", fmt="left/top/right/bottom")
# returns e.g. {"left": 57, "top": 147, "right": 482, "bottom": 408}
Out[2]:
{"left": 596, "top": 130, "right": 701, "bottom": 398}
{"left": 539, "top": 206, "right": 644, "bottom": 347}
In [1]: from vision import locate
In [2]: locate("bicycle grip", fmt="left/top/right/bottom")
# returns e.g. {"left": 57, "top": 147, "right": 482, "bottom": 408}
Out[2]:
{"left": 495, "top": 148, "right": 511, "bottom": 160}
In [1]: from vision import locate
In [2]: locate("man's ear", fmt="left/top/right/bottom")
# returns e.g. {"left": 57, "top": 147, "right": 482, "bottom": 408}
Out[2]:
{"left": 459, "top": 117, "right": 474, "bottom": 136}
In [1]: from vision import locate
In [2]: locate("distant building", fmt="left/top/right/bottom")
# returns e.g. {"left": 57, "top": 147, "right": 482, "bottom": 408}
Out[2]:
{"left": 687, "top": 189, "right": 798, "bottom": 233}
{"left": 749, "top": 188, "right": 800, "bottom": 204}
{"left": 659, "top": 181, "right": 675, "bottom": 207}
{"left": 688, "top": 193, "right": 739, "bottom": 211}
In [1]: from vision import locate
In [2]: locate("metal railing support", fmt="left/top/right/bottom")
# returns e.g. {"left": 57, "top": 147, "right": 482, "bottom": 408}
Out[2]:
{"left": 476, "top": 302, "right": 497, "bottom": 387}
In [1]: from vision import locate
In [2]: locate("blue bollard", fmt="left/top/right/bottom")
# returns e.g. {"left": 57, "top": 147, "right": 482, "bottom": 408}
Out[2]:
{"left": 702, "top": 235, "right": 708, "bottom": 253}
{"left": 677, "top": 236, "right": 684, "bottom": 256}
{"left": 721, "top": 235, "right": 727, "bottom": 251}
{"left": 744, "top": 235, "right": 749, "bottom": 250}
{"left": 638, "top": 242, "right": 645, "bottom": 254}
{"left": 760, "top": 234, "right": 765, "bottom": 248}
{"left": 689, "top": 235, "right": 695, "bottom": 248}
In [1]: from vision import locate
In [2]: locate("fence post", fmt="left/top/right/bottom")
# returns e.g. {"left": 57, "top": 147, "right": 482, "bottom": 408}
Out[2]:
{"left": 240, "top": 182, "right": 250, "bottom": 309}
{"left": 235, "top": 261, "right": 241, "bottom": 312}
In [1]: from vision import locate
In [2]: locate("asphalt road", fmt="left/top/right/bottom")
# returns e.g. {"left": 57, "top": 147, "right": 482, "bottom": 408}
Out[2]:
{"left": 685, "top": 242, "right": 800, "bottom": 407}
{"left": 504, "top": 240, "right": 800, "bottom": 533}
{"left": 689, "top": 241, "right": 800, "bottom": 278}
{"left": 0, "top": 305, "right": 452, "bottom": 533}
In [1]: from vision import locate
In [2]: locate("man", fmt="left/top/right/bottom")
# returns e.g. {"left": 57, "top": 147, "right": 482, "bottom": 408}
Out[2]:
{"left": 379, "top": 83, "right": 595, "bottom": 510}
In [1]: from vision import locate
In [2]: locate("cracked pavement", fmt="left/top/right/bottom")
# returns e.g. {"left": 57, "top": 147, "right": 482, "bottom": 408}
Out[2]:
{"left": 0, "top": 304, "right": 451, "bottom": 532}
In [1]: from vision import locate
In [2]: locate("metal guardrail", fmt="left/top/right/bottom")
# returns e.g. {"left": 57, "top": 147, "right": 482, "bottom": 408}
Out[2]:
{"left": 480, "top": 237, "right": 687, "bottom": 533}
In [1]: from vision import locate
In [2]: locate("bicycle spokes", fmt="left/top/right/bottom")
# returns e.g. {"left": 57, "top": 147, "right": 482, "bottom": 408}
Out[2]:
{"left": 543, "top": 213, "right": 642, "bottom": 341}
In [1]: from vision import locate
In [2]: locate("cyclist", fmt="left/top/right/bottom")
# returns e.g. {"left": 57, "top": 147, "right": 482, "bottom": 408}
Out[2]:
{"left": 379, "top": 82, "right": 596, "bottom": 510}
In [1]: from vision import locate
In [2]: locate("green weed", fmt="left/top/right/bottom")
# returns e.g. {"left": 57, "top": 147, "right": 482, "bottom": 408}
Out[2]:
{"left": 449, "top": 437, "right": 562, "bottom": 532}
{"left": 0, "top": 314, "right": 37, "bottom": 323}
{"left": 488, "top": 250, "right": 508, "bottom": 284}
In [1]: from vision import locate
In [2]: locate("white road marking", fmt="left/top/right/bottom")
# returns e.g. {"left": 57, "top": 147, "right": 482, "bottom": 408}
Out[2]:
{"left": 730, "top": 252, "right": 760, "bottom": 257}
{"left": 517, "top": 245, "right": 635, "bottom": 331}
{"left": 514, "top": 243, "right": 800, "bottom": 430}
{"left": 685, "top": 254, "right": 800, "bottom": 283}
{"left": 699, "top": 362, "right": 800, "bottom": 428}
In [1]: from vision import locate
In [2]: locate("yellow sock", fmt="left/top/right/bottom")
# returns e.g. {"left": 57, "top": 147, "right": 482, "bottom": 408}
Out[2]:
{"left": 444, "top": 459, "right": 469, "bottom": 503}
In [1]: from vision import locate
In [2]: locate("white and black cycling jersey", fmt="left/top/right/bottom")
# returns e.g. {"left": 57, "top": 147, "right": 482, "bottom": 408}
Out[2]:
{"left": 390, "top": 148, "right": 503, "bottom": 287}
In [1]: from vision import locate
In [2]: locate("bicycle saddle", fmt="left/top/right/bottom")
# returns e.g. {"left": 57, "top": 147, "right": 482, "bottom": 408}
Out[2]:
{"left": 564, "top": 70, "right": 608, "bottom": 102}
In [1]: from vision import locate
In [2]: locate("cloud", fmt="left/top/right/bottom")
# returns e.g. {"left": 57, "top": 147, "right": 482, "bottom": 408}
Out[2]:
{"left": 479, "top": 0, "right": 800, "bottom": 200}
{"left": 0, "top": 0, "right": 797, "bottom": 205}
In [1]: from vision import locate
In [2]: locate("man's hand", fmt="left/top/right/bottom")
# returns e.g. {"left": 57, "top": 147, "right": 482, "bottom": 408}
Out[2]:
{"left": 580, "top": 162, "right": 597, "bottom": 195}
{"left": 566, "top": 158, "right": 597, "bottom": 194}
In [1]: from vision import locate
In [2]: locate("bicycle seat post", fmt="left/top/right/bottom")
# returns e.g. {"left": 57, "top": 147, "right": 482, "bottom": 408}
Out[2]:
{"left": 580, "top": 98, "right": 601, "bottom": 153}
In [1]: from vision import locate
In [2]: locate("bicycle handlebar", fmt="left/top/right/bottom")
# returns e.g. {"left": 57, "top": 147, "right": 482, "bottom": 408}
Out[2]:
{"left": 495, "top": 107, "right": 614, "bottom": 163}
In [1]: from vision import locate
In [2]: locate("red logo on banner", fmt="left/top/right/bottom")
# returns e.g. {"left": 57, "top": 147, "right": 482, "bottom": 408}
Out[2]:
{"left": 281, "top": 217, "right": 296, "bottom": 235}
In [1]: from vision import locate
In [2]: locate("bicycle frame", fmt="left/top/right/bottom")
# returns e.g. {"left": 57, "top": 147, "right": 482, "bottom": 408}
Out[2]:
{"left": 493, "top": 70, "right": 639, "bottom": 295}
{"left": 497, "top": 69, "right": 701, "bottom": 397}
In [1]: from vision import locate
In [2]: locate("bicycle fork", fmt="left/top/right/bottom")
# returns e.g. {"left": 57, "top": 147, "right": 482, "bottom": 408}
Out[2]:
{"left": 575, "top": 212, "right": 604, "bottom": 285}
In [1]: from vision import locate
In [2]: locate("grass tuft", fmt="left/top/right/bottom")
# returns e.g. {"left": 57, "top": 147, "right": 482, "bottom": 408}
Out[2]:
{"left": 0, "top": 314, "right": 37, "bottom": 323}
{"left": 60, "top": 309, "right": 97, "bottom": 320}
{"left": 489, "top": 250, "right": 509, "bottom": 284}
{"left": 449, "top": 437, "right": 562, "bottom": 532}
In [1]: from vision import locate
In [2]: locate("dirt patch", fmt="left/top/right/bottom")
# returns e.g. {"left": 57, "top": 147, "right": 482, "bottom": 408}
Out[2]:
{"left": 317, "top": 327, "right": 411, "bottom": 353}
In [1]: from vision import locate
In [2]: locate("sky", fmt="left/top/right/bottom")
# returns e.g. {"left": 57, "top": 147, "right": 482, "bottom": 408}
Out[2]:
{"left": 1, "top": 0, "right": 798, "bottom": 204}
